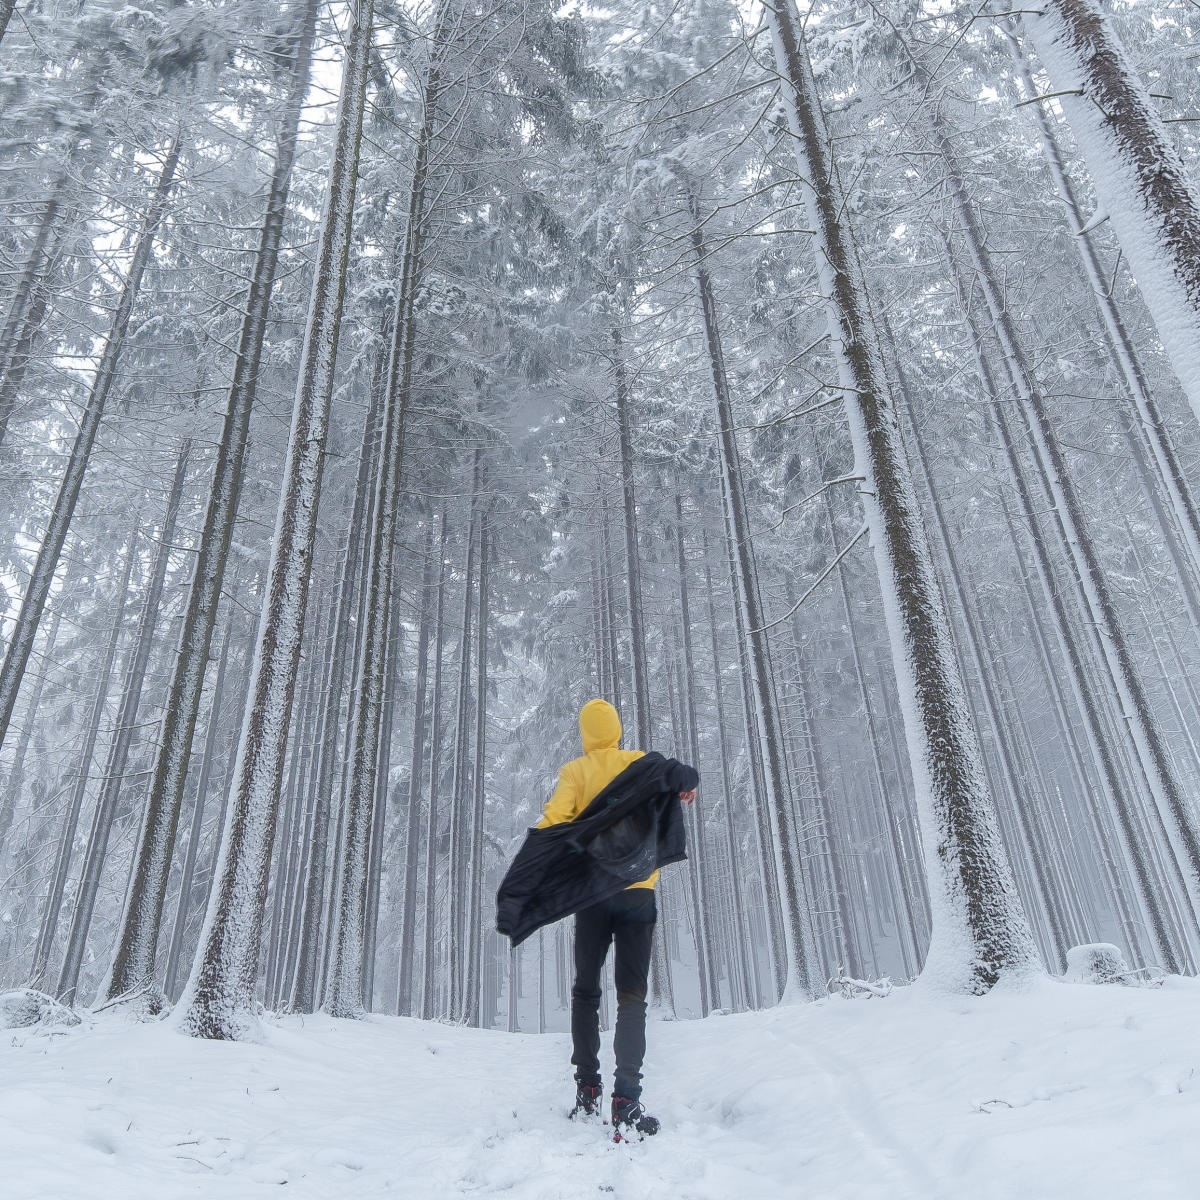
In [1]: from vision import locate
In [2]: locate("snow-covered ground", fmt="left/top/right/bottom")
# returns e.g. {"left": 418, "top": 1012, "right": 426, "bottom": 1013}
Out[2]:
{"left": 3, "top": 976, "right": 1199, "bottom": 1199}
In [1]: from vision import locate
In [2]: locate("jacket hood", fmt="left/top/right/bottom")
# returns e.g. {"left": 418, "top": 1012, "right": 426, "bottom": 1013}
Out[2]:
{"left": 580, "top": 699, "right": 622, "bottom": 752}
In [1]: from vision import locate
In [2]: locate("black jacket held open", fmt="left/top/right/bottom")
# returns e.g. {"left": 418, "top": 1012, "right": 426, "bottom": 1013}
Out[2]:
{"left": 495, "top": 752, "right": 698, "bottom": 946}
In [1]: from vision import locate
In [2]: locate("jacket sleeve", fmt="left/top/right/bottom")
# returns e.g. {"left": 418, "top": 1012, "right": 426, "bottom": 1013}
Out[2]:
{"left": 666, "top": 759, "right": 700, "bottom": 794}
{"left": 537, "top": 762, "right": 580, "bottom": 828}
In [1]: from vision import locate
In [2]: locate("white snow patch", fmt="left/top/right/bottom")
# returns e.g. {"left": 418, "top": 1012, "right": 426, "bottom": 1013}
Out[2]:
{"left": 2, "top": 979, "right": 1199, "bottom": 1197}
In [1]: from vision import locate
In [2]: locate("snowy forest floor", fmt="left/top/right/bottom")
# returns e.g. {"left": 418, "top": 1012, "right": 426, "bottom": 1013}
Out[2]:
{"left": 3, "top": 977, "right": 1199, "bottom": 1200}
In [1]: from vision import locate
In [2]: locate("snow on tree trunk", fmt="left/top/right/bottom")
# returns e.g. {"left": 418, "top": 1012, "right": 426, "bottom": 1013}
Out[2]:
{"left": 175, "top": 0, "right": 375, "bottom": 1041}
{"left": 106, "top": 0, "right": 322, "bottom": 1008}
{"left": 762, "top": 0, "right": 1039, "bottom": 993}
{"left": 1023, "top": 0, "right": 1200, "bottom": 424}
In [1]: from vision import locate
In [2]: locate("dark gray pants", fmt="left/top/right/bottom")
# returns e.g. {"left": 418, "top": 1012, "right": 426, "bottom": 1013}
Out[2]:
{"left": 570, "top": 888, "right": 657, "bottom": 1100}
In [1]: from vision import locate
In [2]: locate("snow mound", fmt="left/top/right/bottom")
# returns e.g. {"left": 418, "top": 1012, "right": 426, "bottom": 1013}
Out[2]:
{"left": 0, "top": 989, "right": 81, "bottom": 1031}
{"left": 1064, "top": 942, "right": 1132, "bottom": 985}
{"left": 2, "top": 977, "right": 1199, "bottom": 1198}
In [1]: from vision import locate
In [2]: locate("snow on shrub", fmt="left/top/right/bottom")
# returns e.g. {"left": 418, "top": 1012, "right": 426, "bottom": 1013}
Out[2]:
{"left": 827, "top": 974, "right": 894, "bottom": 999}
{"left": 1064, "top": 943, "right": 1131, "bottom": 986}
{"left": 0, "top": 988, "right": 81, "bottom": 1030}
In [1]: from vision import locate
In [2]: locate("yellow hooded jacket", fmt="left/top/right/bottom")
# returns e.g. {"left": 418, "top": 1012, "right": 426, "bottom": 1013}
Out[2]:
{"left": 536, "top": 699, "right": 657, "bottom": 889}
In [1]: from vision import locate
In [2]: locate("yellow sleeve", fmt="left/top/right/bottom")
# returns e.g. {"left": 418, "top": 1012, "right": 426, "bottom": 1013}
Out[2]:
{"left": 537, "top": 762, "right": 580, "bottom": 828}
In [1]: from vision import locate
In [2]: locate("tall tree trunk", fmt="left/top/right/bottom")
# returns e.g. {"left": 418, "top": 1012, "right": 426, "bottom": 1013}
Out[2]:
{"left": 702, "top": 544, "right": 758, "bottom": 1008}
{"left": 962, "top": 282, "right": 1181, "bottom": 967}
{"left": 362, "top": 566, "right": 405, "bottom": 1009}
{"left": 930, "top": 104, "right": 1200, "bottom": 939}
{"left": 599, "top": 493, "right": 622, "bottom": 714}
{"left": 72, "top": 439, "right": 188, "bottom": 1004}
{"left": 420, "top": 508, "right": 449, "bottom": 1020}
{"left": 1022, "top": 0, "right": 1200, "bottom": 421}
{"left": 0, "top": 175, "right": 69, "bottom": 445}
{"left": 265, "top": 618, "right": 323, "bottom": 1007}
{"left": 717, "top": 491, "right": 782, "bottom": 998}
{"left": 610, "top": 324, "right": 674, "bottom": 1010}
{"left": 1002, "top": 25, "right": 1200, "bottom": 623}
{"left": 464, "top": 508, "right": 490, "bottom": 1026}
{"left": 894, "top": 382, "right": 1071, "bottom": 971}
{"left": 324, "top": 6, "right": 453, "bottom": 1014}
{"left": 29, "top": 525, "right": 137, "bottom": 993}
{"left": 673, "top": 491, "right": 716, "bottom": 1013}
{"left": 611, "top": 327, "right": 651, "bottom": 748}
{"left": 690, "top": 202, "right": 818, "bottom": 999}
{"left": 0, "top": 136, "right": 182, "bottom": 754}
{"left": 163, "top": 617, "right": 234, "bottom": 1002}
{"left": 0, "top": 229, "right": 59, "bottom": 446}
{"left": 176, "top": 0, "right": 375, "bottom": 1040}
{"left": 447, "top": 457, "right": 481, "bottom": 1020}
{"left": 762, "top": 0, "right": 1038, "bottom": 992}
{"left": 815, "top": 470, "right": 921, "bottom": 977}
{"left": 289, "top": 373, "right": 383, "bottom": 1012}
{"left": 397, "top": 520, "right": 435, "bottom": 1014}
{"left": 278, "top": 585, "right": 337, "bottom": 1005}
{"left": 106, "top": 0, "right": 321, "bottom": 1006}
{"left": 0, "top": 577, "right": 72, "bottom": 859}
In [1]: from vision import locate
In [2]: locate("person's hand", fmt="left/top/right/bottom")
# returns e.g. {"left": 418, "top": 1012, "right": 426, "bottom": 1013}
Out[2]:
{"left": 679, "top": 788, "right": 697, "bottom": 805}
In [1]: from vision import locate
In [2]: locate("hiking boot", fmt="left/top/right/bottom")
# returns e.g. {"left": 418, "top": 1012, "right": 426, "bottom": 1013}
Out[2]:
{"left": 571, "top": 1082, "right": 603, "bottom": 1118}
{"left": 611, "top": 1094, "right": 659, "bottom": 1139}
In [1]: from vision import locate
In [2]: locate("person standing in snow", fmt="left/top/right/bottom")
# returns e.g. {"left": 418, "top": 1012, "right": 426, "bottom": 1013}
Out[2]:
{"left": 537, "top": 698, "right": 698, "bottom": 1139}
